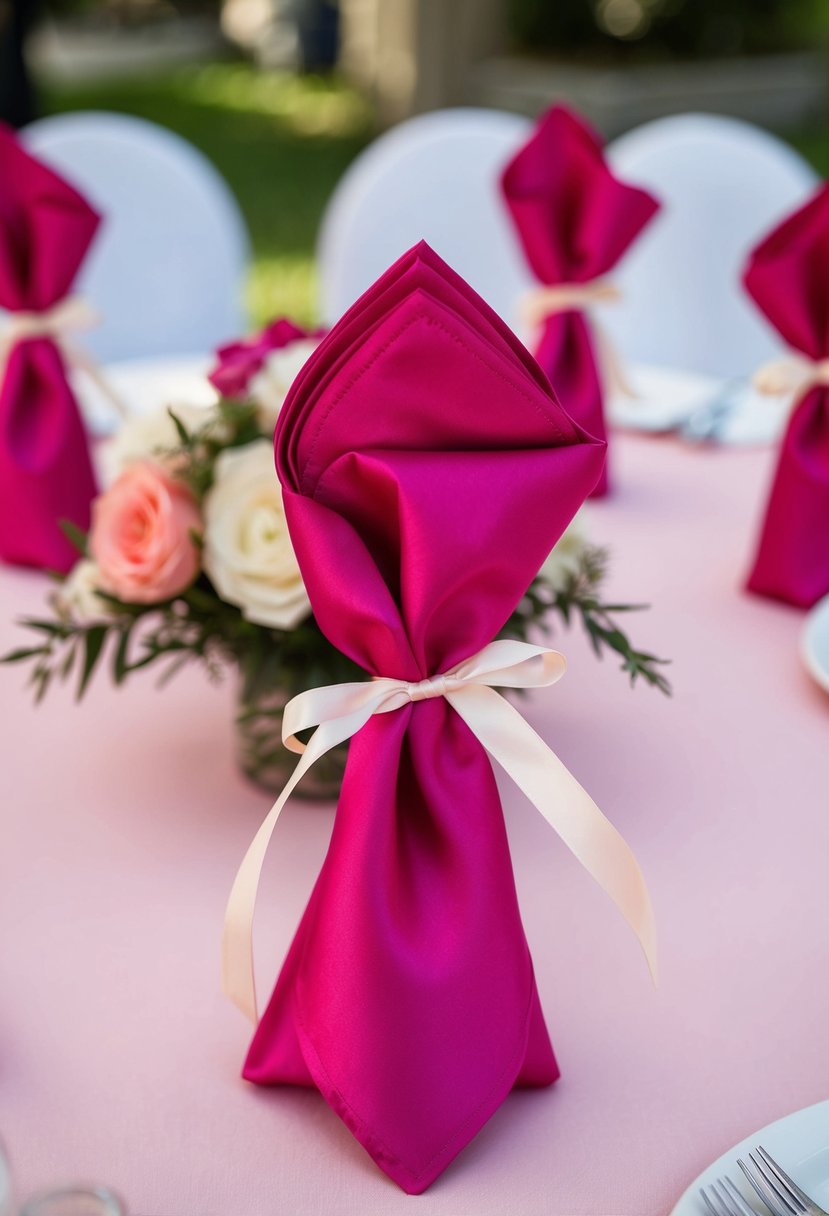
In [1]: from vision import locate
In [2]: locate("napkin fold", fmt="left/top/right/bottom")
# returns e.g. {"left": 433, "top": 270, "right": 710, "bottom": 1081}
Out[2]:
{"left": 501, "top": 104, "right": 659, "bottom": 496}
{"left": 744, "top": 183, "right": 829, "bottom": 608}
{"left": 0, "top": 123, "right": 100, "bottom": 572}
{"left": 243, "top": 242, "right": 605, "bottom": 1193}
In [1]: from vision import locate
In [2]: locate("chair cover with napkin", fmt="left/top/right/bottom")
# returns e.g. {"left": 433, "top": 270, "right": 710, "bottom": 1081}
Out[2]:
{"left": 501, "top": 105, "right": 659, "bottom": 496}
{"left": 0, "top": 122, "right": 99, "bottom": 572}
{"left": 744, "top": 182, "right": 829, "bottom": 608}
{"left": 239, "top": 243, "right": 611, "bottom": 1192}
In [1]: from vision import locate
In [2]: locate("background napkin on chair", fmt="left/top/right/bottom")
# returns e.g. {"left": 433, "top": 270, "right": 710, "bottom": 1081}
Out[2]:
{"left": 501, "top": 104, "right": 659, "bottom": 496}
{"left": 744, "top": 182, "right": 829, "bottom": 608}
{"left": 243, "top": 242, "right": 605, "bottom": 1193}
{"left": 0, "top": 122, "right": 99, "bottom": 572}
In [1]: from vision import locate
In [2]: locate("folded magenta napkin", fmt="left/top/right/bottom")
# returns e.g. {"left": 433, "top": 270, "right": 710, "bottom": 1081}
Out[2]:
{"left": 242, "top": 243, "right": 607, "bottom": 1192}
{"left": 0, "top": 123, "right": 100, "bottom": 572}
{"left": 501, "top": 105, "right": 659, "bottom": 496}
{"left": 744, "top": 183, "right": 829, "bottom": 608}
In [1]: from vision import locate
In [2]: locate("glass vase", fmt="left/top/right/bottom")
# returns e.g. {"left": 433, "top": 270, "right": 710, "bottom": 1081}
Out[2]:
{"left": 234, "top": 680, "right": 348, "bottom": 800}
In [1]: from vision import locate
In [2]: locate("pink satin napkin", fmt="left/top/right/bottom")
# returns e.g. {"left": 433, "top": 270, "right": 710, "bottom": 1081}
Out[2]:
{"left": 501, "top": 104, "right": 659, "bottom": 497}
{"left": 242, "top": 242, "right": 606, "bottom": 1192}
{"left": 0, "top": 122, "right": 100, "bottom": 572}
{"left": 744, "top": 183, "right": 829, "bottom": 608}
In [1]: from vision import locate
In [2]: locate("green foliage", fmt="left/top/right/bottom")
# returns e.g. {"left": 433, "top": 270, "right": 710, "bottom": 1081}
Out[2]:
{"left": 166, "top": 399, "right": 262, "bottom": 497}
{"left": 504, "top": 545, "right": 671, "bottom": 694}
{"left": 507, "top": 0, "right": 827, "bottom": 59}
{"left": 59, "top": 519, "right": 90, "bottom": 557}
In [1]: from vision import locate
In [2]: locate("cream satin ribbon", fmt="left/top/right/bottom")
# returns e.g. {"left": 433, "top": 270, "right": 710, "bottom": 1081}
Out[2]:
{"left": 753, "top": 354, "right": 829, "bottom": 404}
{"left": 0, "top": 296, "right": 129, "bottom": 418}
{"left": 222, "top": 638, "right": 657, "bottom": 1025}
{"left": 521, "top": 278, "right": 637, "bottom": 399}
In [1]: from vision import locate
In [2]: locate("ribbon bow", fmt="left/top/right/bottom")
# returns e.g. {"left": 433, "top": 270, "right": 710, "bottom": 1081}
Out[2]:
{"left": 222, "top": 638, "right": 657, "bottom": 1024}
{"left": 520, "top": 278, "right": 636, "bottom": 399}
{"left": 752, "top": 354, "right": 829, "bottom": 404}
{"left": 0, "top": 295, "right": 128, "bottom": 418}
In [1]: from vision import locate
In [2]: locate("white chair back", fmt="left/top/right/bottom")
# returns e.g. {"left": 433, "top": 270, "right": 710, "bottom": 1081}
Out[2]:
{"left": 605, "top": 113, "right": 819, "bottom": 378}
{"left": 23, "top": 111, "right": 250, "bottom": 361}
{"left": 317, "top": 107, "right": 534, "bottom": 326}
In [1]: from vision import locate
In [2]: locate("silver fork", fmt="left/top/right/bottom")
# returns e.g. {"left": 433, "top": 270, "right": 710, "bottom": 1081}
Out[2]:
{"left": 738, "top": 1146, "right": 829, "bottom": 1216}
{"left": 679, "top": 380, "right": 744, "bottom": 444}
{"left": 701, "top": 1175, "right": 764, "bottom": 1215}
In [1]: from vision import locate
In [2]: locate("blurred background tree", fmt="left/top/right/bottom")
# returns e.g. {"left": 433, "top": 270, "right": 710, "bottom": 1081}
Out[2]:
{"left": 0, "top": 0, "right": 39, "bottom": 126}
{"left": 508, "top": 0, "right": 829, "bottom": 60}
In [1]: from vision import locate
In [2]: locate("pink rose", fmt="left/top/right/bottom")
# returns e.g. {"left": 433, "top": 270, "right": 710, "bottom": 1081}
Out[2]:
{"left": 208, "top": 317, "right": 325, "bottom": 398}
{"left": 90, "top": 462, "right": 202, "bottom": 604}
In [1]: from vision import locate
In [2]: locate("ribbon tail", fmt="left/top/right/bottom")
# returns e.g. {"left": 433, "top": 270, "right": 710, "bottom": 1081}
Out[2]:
{"left": 447, "top": 684, "right": 657, "bottom": 984}
{"left": 591, "top": 318, "right": 638, "bottom": 401}
{"left": 63, "top": 342, "right": 132, "bottom": 420}
{"left": 221, "top": 709, "right": 371, "bottom": 1024}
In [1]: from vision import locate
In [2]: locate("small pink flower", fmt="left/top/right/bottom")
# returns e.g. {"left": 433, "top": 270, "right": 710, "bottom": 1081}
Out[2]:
{"left": 208, "top": 318, "right": 324, "bottom": 398}
{"left": 90, "top": 462, "right": 202, "bottom": 604}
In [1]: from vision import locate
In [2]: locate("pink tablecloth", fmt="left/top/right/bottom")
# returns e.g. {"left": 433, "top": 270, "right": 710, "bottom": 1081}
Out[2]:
{"left": 0, "top": 433, "right": 825, "bottom": 1216}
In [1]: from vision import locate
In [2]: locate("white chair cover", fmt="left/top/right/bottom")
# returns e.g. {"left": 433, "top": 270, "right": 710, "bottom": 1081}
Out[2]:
{"left": 23, "top": 111, "right": 250, "bottom": 361}
{"left": 605, "top": 113, "right": 819, "bottom": 378}
{"left": 317, "top": 107, "right": 534, "bottom": 327}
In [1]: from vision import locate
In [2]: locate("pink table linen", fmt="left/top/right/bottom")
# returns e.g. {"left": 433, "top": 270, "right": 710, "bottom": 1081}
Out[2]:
{"left": 0, "top": 430, "right": 826, "bottom": 1216}
{"left": 0, "top": 123, "right": 100, "bottom": 573}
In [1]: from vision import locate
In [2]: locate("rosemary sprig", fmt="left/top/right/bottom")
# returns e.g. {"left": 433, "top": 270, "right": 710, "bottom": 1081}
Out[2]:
{"left": 503, "top": 544, "right": 671, "bottom": 695}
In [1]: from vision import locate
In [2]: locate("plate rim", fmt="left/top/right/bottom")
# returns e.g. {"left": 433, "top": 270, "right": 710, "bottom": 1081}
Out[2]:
{"left": 670, "top": 1099, "right": 829, "bottom": 1216}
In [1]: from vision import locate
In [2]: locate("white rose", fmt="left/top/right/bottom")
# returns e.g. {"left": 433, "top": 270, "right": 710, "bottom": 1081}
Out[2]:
{"left": 203, "top": 439, "right": 311, "bottom": 630}
{"left": 53, "top": 559, "right": 112, "bottom": 624}
{"left": 540, "top": 508, "right": 589, "bottom": 592}
{"left": 248, "top": 339, "right": 320, "bottom": 432}
{"left": 101, "top": 402, "right": 223, "bottom": 482}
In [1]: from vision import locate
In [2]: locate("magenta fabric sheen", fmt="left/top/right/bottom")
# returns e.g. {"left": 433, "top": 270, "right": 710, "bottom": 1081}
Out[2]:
{"left": 241, "top": 243, "right": 605, "bottom": 1193}
{"left": 501, "top": 105, "right": 659, "bottom": 498}
{"left": 743, "top": 183, "right": 829, "bottom": 608}
{"left": 0, "top": 122, "right": 100, "bottom": 572}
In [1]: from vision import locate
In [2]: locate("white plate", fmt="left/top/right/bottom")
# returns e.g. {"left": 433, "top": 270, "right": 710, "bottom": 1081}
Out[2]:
{"left": 802, "top": 595, "right": 829, "bottom": 696}
{"left": 608, "top": 363, "right": 785, "bottom": 446}
{"left": 608, "top": 363, "right": 721, "bottom": 433}
{"left": 73, "top": 353, "right": 216, "bottom": 435}
{"left": 671, "top": 1101, "right": 829, "bottom": 1215}
{"left": 0, "top": 1137, "right": 10, "bottom": 1216}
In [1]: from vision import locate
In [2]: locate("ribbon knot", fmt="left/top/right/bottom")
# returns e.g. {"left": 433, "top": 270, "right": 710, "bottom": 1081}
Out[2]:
{"left": 753, "top": 354, "right": 829, "bottom": 403}
{"left": 520, "top": 278, "right": 621, "bottom": 330}
{"left": 0, "top": 295, "right": 128, "bottom": 418}
{"left": 405, "top": 674, "right": 451, "bottom": 701}
{"left": 0, "top": 295, "right": 100, "bottom": 350}
{"left": 520, "top": 278, "right": 636, "bottom": 400}
{"left": 222, "top": 638, "right": 657, "bottom": 1025}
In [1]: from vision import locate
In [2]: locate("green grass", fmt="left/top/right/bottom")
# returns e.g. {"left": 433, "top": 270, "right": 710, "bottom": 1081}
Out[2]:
{"left": 786, "top": 127, "right": 829, "bottom": 176}
{"left": 41, "top": 61, "right": 376, "bottom": 328}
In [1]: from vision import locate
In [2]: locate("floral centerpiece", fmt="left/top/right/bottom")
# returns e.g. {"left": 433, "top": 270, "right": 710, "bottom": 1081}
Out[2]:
{"left": 2, "top": 320, "right": 670, "bottom": 798}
